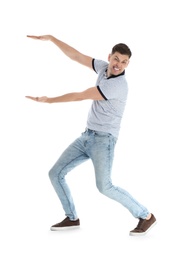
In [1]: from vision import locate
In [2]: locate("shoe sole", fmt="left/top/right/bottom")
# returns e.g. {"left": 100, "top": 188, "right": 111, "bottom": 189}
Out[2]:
{"left": 129, "top": 221, "right": 157, "bottom": 236}
{"left": 50, "top": 226, "right": 80, "bottom": 231}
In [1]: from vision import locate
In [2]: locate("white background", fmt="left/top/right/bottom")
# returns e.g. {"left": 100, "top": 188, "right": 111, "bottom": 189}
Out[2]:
{"left": 0, "top": 0, "right": 176, "bottom": 259}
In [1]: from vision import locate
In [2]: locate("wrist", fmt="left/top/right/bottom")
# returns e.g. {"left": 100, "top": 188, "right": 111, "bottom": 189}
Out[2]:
{"left": 49, "top": 35, "right": 55, "bottom": 42}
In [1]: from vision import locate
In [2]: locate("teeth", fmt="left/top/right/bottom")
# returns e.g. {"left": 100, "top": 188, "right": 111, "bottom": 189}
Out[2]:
{"left": 114, "top": 67, "right": 119, "bottom": 71}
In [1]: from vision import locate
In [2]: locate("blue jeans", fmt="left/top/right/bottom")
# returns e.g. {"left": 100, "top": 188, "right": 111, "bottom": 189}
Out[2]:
{"left": 49, "top": 129, "right": 149, "bottom": 220}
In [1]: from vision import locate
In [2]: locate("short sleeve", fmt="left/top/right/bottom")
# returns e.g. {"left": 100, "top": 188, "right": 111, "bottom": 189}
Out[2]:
{"left": 98, "top": 77, "right": 128, "bottom": 102}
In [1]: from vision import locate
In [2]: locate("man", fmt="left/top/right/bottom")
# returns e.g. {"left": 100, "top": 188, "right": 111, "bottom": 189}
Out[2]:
{"left": 26, "top": 34, "right": 156, "bottom": 235}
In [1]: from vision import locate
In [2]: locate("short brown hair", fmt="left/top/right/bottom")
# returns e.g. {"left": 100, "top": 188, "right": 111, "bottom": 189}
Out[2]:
{"left": 111, "top": 43, "right": 132, "bottom": 58}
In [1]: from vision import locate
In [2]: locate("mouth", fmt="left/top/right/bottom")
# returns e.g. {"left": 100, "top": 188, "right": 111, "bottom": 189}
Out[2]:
{"left": 113, "top": 66, "right": 120, "bottom": 73}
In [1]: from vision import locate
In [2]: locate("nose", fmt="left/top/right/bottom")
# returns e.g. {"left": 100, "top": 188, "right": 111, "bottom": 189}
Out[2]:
{"left": 115, "top": 61, "right": 121, "bottom": 69}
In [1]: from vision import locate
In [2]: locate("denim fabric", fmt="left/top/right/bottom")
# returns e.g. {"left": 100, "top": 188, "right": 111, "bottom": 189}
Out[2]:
{"left": 49, "top": 129, "right": 149, "bottom": 220}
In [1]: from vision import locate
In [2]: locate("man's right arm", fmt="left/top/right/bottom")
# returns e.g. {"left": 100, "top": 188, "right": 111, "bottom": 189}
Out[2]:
{"left": 27, "top": 35, "right": 93, "bottom": 69}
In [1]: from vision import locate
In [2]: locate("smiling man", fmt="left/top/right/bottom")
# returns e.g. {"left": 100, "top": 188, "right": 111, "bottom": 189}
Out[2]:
{"left": 26, "top": 35, "right": 156, "bottom": 236}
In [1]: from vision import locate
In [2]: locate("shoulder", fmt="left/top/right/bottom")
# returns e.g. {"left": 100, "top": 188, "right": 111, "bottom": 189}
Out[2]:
{"left": 93, "top": 59, "right": 108, "bottom": 73}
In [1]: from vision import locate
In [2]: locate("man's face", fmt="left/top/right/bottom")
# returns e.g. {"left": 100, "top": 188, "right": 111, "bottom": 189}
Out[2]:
{"left": 107, "top": 52, "right": 130, "bottom": 76}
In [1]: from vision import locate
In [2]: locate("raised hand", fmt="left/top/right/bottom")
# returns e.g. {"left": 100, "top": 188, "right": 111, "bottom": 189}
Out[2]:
{"left": 27, "top": 35, "right": 52, "bottom": 41}
{"left": 25, "top": 96, "right": 49, "bottom": 102}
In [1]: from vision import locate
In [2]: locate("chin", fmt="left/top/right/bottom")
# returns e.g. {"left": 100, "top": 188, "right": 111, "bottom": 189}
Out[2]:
{"left": 113, "top": 71, "right": 121, "bottom": 75}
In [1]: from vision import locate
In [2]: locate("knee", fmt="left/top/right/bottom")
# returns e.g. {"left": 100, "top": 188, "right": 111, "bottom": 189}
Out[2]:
{"left": 96, "top": 182, "right": 110, "bottom": 196}
{"left": 48, "top": 167, "right": 58, "bottom": 182}
{"left": 48, "top": 166, "right": 64, "bottom": 183}
{"left": 48, "top": 168, "right": 54, "bottom": 181}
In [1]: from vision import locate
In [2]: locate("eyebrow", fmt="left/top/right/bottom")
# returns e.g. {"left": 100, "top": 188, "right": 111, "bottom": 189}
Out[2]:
{"left": 115, "top": 55, "right": 128, "bottom": 62}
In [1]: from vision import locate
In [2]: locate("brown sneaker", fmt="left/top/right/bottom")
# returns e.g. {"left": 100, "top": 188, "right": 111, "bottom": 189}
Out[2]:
{"left": 130, "top": 213, "right": 157, "bottom": 236}
{"left": 50, "top": 217, "right": 80, "bottom": 231}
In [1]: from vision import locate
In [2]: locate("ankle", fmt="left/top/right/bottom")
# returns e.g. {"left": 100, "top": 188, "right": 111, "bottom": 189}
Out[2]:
{"left": 146, "top": 213, "right": 152, "bottom": 220}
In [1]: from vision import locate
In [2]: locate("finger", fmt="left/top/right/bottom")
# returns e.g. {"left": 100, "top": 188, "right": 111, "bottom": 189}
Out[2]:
{"left": 25, "top": 96, "right": 33, "bottom": 99}
{"left": 25, "top": 96, "right": 38, "bottom": 101}
{"left": 26, "top": 35, "right": 41, "bottom": 40}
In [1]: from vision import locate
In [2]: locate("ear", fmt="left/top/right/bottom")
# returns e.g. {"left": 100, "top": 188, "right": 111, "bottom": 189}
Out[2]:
{"left": 126, "top": 60, "right": 130, "bottom": 67}
{"left": 108, "top": 54, "right": 111, "bottom": 62}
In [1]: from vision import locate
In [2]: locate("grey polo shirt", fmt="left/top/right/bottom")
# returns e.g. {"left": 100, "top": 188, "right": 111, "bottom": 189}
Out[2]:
{"left": 86, "top": 59, "right": 128, "bottom": 138}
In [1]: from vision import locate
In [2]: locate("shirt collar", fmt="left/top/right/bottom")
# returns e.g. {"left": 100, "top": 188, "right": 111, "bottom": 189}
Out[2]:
{"left": 105, "top": 69, "right": 125, "bottom": 79}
